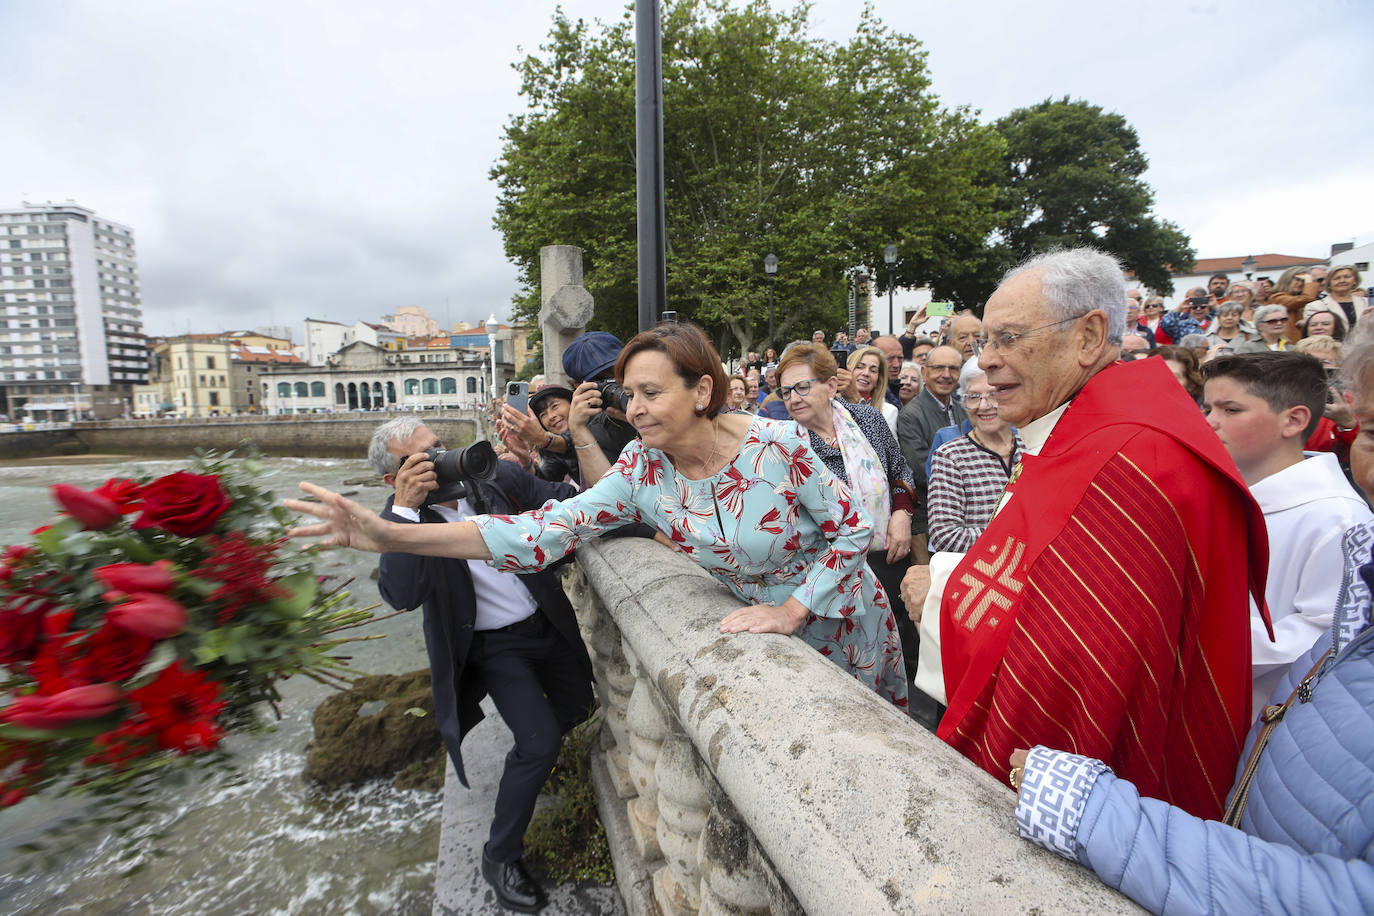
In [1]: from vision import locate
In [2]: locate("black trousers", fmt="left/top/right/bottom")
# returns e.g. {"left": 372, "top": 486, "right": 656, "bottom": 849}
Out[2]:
{"left": 867, "top": 549, "right": 945, "bottom": 730}
{"left": 471, "top": 612, "right": 594, "bottom": 863}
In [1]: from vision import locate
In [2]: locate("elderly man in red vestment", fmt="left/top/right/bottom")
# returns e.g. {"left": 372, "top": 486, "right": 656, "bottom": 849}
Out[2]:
{"left": 903, "top": 248, "right": 1271, "bottom": 820}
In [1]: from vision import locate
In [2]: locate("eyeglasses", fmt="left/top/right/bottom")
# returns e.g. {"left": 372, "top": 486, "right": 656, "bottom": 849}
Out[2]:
{"left": 925, "top": 363, "right": 962, "bottom": 375}
{"left": 1262, "top": 318, "right": 1287, "bottom": 325}
{"left": 975, "top": 315, "right": 1081, "bottom": 353}
{"left": 777, "top": 378, "right": 819, "bottom": 400}
{"left": 965, "top": 392, "right": 999, "bottom": 406}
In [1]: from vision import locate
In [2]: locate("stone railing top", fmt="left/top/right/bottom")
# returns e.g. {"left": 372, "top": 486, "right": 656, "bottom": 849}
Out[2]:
{"left": 577, "top": 536, "right": 1141, "bottom": 915}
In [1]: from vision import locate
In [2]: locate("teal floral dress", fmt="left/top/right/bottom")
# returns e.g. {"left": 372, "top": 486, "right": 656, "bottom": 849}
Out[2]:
{"left": 474, "top": 414, "right": 909, "bottom": 707}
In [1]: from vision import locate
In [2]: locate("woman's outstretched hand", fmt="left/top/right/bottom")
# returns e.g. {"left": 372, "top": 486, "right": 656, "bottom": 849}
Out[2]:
{"left": 285, "top": 482, "right": 393, "bottom": 554}
{"left": 720, "top": 598, "right": 808, "bottom": 635}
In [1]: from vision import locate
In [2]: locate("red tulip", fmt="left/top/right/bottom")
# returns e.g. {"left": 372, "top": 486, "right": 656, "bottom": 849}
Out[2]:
{"left": 107, "top": 592, "right": 188, "bottom": 640}
{"left": 1, "top": 683, "right": 121, "bottom": 730}
{"left": 93, "top": 561, "right": 175, "bottom": 594}
{"left": 51, "top": 484, "right": 121, "bottom": 530}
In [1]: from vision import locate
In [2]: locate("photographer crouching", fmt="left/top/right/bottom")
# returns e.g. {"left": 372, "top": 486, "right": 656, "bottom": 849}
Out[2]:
{"left": 498, "top": 332, "right": 638, "bottom": 486}
{"left": 370, "top": 417, "right": 591, "bottom": 913}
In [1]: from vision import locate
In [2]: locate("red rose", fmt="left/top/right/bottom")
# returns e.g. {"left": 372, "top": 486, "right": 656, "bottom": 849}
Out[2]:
{"left": 51, "top": 484, "right": 121, "bottom": 530}
{"left": 92, "top": 477, "right": 143, "bottom": 512}
{"left": 1, "top": 683, "right": 121, "bottom": 730}
{"left": 72, "top": 624, "right": 154, "bottom": 684}
{"left": 133, "top": 472, "right": 232, "bottom": 537}
{"left": 126, "top": 662, "right": 226, "bottom": 754}
{"left": 4, "top": 545, "right": 34, "bottom": 564}
{"left": 0, "top": 602, "right": 45, "bottom": 665}
{"left": 94, "top": 560, "right": 175, "bottom": 594}
{"left": 107, "top": 592, "right": 188, "bottom": 640}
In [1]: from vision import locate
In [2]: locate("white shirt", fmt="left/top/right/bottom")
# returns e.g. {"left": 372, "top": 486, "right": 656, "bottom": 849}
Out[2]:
{"left": 390, "top": 499, "right": 538, "bottom": 631}
{"left": 1247, "top": 452, "right": 1373, "bottom": 711}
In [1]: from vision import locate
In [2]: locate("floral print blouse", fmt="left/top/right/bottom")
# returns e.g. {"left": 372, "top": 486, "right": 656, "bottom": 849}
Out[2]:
{"left": 474, "top": 414, "right": 908, "bottom": 707}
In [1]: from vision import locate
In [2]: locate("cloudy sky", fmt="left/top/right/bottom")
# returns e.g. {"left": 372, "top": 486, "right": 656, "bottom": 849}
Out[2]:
{"left": 4, "top": 0, "right": 1371, "bottom": 338}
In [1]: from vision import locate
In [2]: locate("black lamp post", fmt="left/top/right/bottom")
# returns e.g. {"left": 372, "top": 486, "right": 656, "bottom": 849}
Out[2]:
{"left": 883, "top": 244, "right": 897, "bottom": 334}
{"left": 764, "top": 252, "right": 778, "bottom": 353}
{"left": 1242, "top": 255, "right": 1257, "bottom": 280}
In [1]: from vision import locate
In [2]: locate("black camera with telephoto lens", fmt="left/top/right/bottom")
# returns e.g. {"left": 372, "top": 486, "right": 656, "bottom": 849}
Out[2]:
{"left": 407, "top": 441, "right": 498, "bottom": 505}
{"left": 594, "top": 379, "right": 631, "bottom": 413}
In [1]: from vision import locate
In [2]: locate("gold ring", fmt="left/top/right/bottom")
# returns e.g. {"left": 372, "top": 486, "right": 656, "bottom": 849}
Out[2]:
{"left": 1008, "top": 766, "right": 1022, "bottom": 791}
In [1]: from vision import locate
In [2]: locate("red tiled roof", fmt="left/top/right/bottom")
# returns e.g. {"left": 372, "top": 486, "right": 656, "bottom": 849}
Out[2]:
{"left": 1180, "top": 253, "right": 1325, "bottom": 275}
{"left": 230, "top": 347, "right": 302, "bottom": 365}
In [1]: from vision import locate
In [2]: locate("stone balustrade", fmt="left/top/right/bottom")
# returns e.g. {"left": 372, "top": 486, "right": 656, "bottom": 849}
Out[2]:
{"left": 566, "top": 535, "right": 1142, "bottom": 915}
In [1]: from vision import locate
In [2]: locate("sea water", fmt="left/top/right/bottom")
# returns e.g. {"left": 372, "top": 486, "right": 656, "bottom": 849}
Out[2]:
{"left": 0, "top": 456, "right": 440, "bottom": 915}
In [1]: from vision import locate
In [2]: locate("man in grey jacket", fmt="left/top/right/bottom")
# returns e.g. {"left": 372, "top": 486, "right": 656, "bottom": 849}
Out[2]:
{"left": 895, "top": 345, "right": 967, "bottom": 563}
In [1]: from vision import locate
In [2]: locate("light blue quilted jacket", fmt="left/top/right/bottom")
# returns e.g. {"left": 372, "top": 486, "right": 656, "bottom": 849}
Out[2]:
{"left": 1070, "top": 567, "right": 1374, "bottom": 914}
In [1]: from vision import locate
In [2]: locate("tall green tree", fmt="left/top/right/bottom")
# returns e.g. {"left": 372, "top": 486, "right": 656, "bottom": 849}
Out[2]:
{"left": 492, "top": 0, "right": 1005, "bottom": 357}
{"left": 992, "top": 97, "right": 1194, "bottom": 294}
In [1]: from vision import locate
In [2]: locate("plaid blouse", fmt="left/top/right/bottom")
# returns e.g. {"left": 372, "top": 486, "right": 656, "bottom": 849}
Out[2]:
{"left": 927, "top": 432, "right": 1023, "bottom": 553}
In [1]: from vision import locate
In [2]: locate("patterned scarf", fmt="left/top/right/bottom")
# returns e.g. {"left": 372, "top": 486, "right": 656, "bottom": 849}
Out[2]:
{"left": 830, "top": 399, "right": 889, "bottom": 549}
{"left": 1334, "top": 520, "right": 1374, "bottom": 656}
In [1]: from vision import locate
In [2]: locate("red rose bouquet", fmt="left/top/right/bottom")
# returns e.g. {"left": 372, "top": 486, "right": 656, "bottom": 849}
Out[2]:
{"left": 0, "top": 451, "right": 376, "bottom": 832}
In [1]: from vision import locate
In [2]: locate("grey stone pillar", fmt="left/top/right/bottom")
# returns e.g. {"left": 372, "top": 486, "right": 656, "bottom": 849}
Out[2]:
{"left": 539, "top": 245, "right": 595, "bottom": 387}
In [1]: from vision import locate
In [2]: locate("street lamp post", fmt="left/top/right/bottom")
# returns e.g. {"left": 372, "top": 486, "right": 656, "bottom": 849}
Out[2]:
{"left": 849, "top": 268, "right": 869, "bottom": 338}
{"left": 883, "top": 244, "right": 898, "bottom": 334}
{"left": 1242, "top": 255, "right": 1257, "bottom": 280}
{"left": 486, "top": 314, "right": 500, "bottom": 402}
{"left": 764, "top": 253, "right": 778, "bottom": 354}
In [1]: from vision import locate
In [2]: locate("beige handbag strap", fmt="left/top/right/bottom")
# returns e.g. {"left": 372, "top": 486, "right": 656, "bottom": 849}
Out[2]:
{"left": 1221, "top": 648, "right": 1332, "bottom": 828}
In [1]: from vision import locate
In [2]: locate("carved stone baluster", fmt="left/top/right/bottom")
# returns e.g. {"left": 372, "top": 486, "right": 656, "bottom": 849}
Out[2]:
{"left": 697, "top": 796, "right": 774, "bottom": 915}
{"left": 654, "top": 733, "right": 711, "bottom": 915}
{"left": 600, "top": 637, "right": 637, "bottom": 799}
{"left": 625, "top": 677, "right": 670, "bottom": 862}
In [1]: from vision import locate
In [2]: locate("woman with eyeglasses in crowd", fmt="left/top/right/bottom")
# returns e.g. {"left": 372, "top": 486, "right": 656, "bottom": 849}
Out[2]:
{"left": 774, "top": 341, "right": 919, "bottom": 701}
{"left": 287, "top": 322, "right": 909, "bottom": 708}
{"left": 1238, "top": 305, "right": 1294, "bottom": 353}
{"left": 926, "top": 361, "right": 1022, "bottom": 556}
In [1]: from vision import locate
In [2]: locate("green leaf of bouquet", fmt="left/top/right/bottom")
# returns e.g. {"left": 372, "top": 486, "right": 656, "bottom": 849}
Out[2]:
{"left": 132, "top": 642, "right": 179, "bottom": 682}
{"left": 180, "top": 577, "right": 219, "bottom": 598}
{"left": 268, "top": 571, "right": 317, "bottom": 619}
{"left": 0, "top": 712, "right": 125, "bottom": 741}
{"left": 34, "top": 518, "right": 81, "bottom": 556}
{"left": 100, "top": 535, "right": 161, "bottom": 564}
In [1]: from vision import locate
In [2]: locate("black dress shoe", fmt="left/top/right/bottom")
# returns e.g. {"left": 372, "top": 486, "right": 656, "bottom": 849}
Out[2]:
{"left": 481, "top": 849, "right": 547, "bottom": 913}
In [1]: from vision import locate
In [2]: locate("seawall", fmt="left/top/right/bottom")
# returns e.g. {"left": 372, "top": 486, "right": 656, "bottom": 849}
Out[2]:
{"left": 0, "top": 414, "right": 483, "bottom": 460}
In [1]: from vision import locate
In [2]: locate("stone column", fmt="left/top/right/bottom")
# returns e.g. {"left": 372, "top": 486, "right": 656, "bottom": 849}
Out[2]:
{"left": 538, "top": 245, "right": 595, "bottom": 388}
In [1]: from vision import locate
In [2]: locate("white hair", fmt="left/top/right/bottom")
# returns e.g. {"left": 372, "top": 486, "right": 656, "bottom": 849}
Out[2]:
{"left": 1002, "top": 248, "right": 1127, "bottom": 344}
{"left": 368, "top": 416, "right": 427, "bottom": 476}
{"left": 957, "top": 358, "right": 987, "bottom": 395}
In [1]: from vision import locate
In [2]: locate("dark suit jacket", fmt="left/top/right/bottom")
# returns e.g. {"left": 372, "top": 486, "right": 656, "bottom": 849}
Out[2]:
{"left": 377, "top": 461, "right": 590, "bottom": 787}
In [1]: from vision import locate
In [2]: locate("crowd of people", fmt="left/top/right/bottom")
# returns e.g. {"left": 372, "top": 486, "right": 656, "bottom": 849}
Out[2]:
{"left": 287, "top": 249, "right": 1373, "bottom": 914}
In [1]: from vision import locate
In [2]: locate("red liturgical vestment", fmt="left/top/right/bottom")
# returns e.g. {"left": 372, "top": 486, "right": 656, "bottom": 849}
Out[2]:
{"left": 938, "top": 359, "right": 1270, "bottom": 820}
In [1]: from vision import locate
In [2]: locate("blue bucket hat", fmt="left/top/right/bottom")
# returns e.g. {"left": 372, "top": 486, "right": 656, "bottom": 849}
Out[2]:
{"left": 562, "top": 331, "right": 624, "bottom": 383}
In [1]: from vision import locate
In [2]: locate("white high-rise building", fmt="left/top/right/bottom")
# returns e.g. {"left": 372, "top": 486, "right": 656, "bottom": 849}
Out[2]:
{"left": 0, "top": 201, "right": 147, "bottom": 419}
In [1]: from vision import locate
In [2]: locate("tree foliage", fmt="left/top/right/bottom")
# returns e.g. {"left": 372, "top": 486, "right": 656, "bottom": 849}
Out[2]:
{"left": 991, "top": 97, "right": 1194, "bottom": 295}
{"left": 492, "top": 0, "right": 1005, "bottom": 357}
